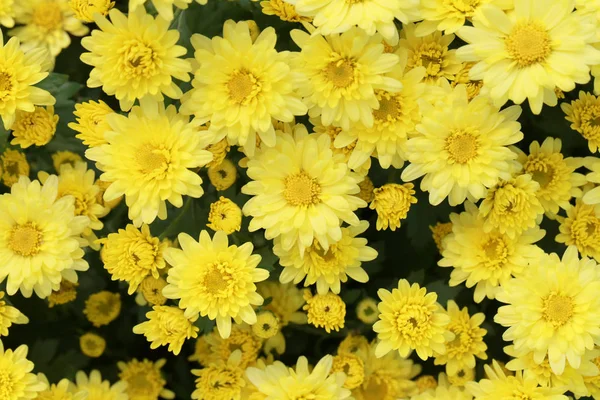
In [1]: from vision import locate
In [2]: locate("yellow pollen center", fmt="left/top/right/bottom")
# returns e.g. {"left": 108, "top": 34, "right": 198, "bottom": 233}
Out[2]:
{"left": 283, "top": 171, "right": 322, "bottom": 207}
{"left": 120, "top": 40, "right": 158, "bottom": 78}
{"left": 482, "top": 236, "right": 508, "bottom": 265}
{"left": 203, "top": 264, "right": 234, "bottom": 297}
{"left": 227, "top": 70, "right": 261, "bottom": 105}
{"left": 542, "top": 293, "right": 574, "bottom": 328}
{"left": 373, "top": 93, "right": 401, "bottom": 122}
{"left": 0, "top": 71, "right": 13, "bottom": 95}
{"left": 325, "top": 59, "right": 356, "bottom": 88}
{"left": 446, "top": 131, "right": 479, "bottom": 164}
{"left": 32, "top": 2, "right": 63, "bottom": 31}
{"left": 394, "top": 305, "right": 432, "bottom": 340}
{"left": 505, "top": 22, "right": 551, "bottom": 68}
{"left": 136, "top": 144, "right": 170, "bottom": 175}
{"left": 0, "top": 368, "right": 13, "bottom": 398}
{"left": 9, "top": 222, "right": 43, "bottom": 257}
{"left": 525, "top": 158, "right": 555, "bottom": 189}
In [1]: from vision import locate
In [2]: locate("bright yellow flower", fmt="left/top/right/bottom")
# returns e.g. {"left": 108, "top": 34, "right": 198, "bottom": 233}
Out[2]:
{"left": 246, "top": 355, "right": 352, "bottom": 399}
{"left": 275, "top": 220, "right": 376, "bottom": 294}
{"left": 117, "top": 359, "right": 175, "bottom": 400}
{"left": 81, "top": 8, "right": 191, "bottom": 111}
{"left": 303, "top": 290, "right": 345, "bottom": 333}
{"left": 205, "top": 137, "right": 230, "bottom": 169}
{"left": 451, "top": 62, "right": 483, "bottom": 100}
{"left": 260, "top": 0, "right": 310, "bottom": 23}
{"left": 447, "top": 367, "right": 475, "bottom": 387}
{"left": 412, "top": 376, "right": 471, "bottom": 400}
{"left": 68, "top": 0, "right": 113, "bottom": 22}
{"left": 430, "top": 221, "right": 452, "bottom": 253}
{"left": 138, "top": 276, "right": 168, "bottom": 306}
{"left": 358, "top": 177, "right": 375, "bottom": 203}
{"left": 86, "top": 101, "right": 213, "bottom": 226}
{"left": 83, "top": 291, "right": 121, "bottom": 327}
{"left": 338, "top": 334, "right": 370, "bottom": 355}
{"left": 37, "top": 375, "right": 85, "bottom": 400}
{"left": 0, "top": 0, "right": 15, "bottom": 28}
{"left": 100, "top": 224, "right": 167, "bottom": 294}
{"left": 252, "top": 311, "right": 279, "bottom": 339}
{"left": 495, "top": 246, "right": 600, "bottom": 374}
{"left": 456, "top": 0, "right": 600, "bottom": 114}
{"left": 370, "top": 183, "right": 417, "bottom": 231}
{"left": 94, "top": 178, "right": 121, "bottom": 210}
{"left": 192, "top": 351, "right": 246, "bottom": 400}
{"left": 0, "top": 291, "right": 28, "bottom": 336}
{"left": 51, "top": 151, "right": 81, "bottom": 172}
{"left": 207, "top": 197, "right": 242, "bottom": 234}
{"left": 332, "top": 352, "right": 364, "bottom": 389}
{"left": 163, "top": 230, "right": 268, "bottom": 339}
{"left": 11, "top": 0, "right": 88, "bottom": 57}
{"left": 242, "top": 130, "right": 365, "bottom": 255}
{"left": 374, "top": 279, "right": 453, "bottom": 360}
{"left": 356, "top": 297, "right": 379, "bottom": 324}
{"left": 74, "top": 370, "right": 128, "bottom": 400}
{"left": 563, "top": 92, "right": 600, "bottom": 153}
{"left": 0, "top": 342, "right": 46, "bottom": 399}
{"left": 0, "top": 176, "right": 89, "bottom": 298}
{"left": 291, "top": 27, "right": 402, "bottom": 131}
{"left": 415, "top": 375, "right": 438, "bottom": 394}
{"left": 129, "top": 0, "right": 191, "bottom": 21}
{"left": 440, "top": 202, "right": 544, "bottom": 303}
{"left": 47, "top": 280, "right": 78, "bottom": 307}
{"left": 133, "top": 305, "right": 199, "bottom": 355}
{"left": 1, "top": 149, "right": 29, "bottom": 187}
{"left": 207, "top": 159, "right": 237, "bottom": 191}
{"left": 479, "top": 174, "right": 544, "bottom": 239}
{"left": 402, "top": 85, "right": 523, "bottom": 206}
{"left": 79, "top": 332, "right": 106, "bottom": 358}
{"left": 190, "top": 323, "right": 262, "bottom": 368}
{"left": 68, "top": 100, "right": 113, "bottom": 148}
{"left": 10, "top": 105, "right": 58, "bottom": 148}
{"left": 556, "top": 200, "right": 600, "bottom": 262}
{"left": 181, "top": 21, "right": 306, "bottom": 156}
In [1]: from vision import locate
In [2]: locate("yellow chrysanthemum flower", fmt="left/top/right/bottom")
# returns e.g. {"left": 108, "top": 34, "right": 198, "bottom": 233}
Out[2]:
{"left": 291, "top": 27, "right": 402, "bottom": 131}
{"left": 0, "top": 31, "right": 54, "bottom": 129}
{"left": 0, "top": 291, "right": 28, "bottom": 336}
{"left": 74, "top": 370, "right": 128, "bottom": 400}
{"left": 192, "top": 351, "right": 246, "bottom": 400}
{"left": 68, "top": 0, "right": 113, "bottom": 22}
{"left": 562, "top": 92, "right": 600, "bottom": 154}
{"left": 398, "top": 23, "right": 462, "bottom": 84}
{"left": 514, "top": 137, "right": 585, "bottom": 215}
{"left": 430, "top": 221, "right": 452, "bottom": 253}
{"left": 556, "top": 200, "right": 600, "bottom": 262}
{"left": 357, "top": 177, "right": 375, "bottom": 203}
{"left": 0, "top": 342, "right": 46, "bottom": 399}
{"left": 129, "top": 0, "right": 192, "bottom": 21}
{"left": 133, "top": 305, "right": 199, "bottom": 355}
{"left": 466, "top": 361, "right": 568, "bottom": 399}
{"left": 415, "top": 375, "right": 438, "bottom": 394}
{"left": 495, "top": 246, "right": 600, "bottom": 374}
{"left": 332, "top": 352, "right": 364, "bottom": 389}
{"left": 10, "top": 105, "right": 58, "bottom": 148}
{"left": 163, "top": 230, "right": 268, "bottom": 339}
{"left": 433, "top": 300, "right": 487, "bottom": 375}
{"left": 10, "top": 0, "right": 88, "bottom": 57}
{"left": 479, "top": 174, "right": 544, "bottom": 239}
{"left": 456, "top": 0, "right": 600, "bottom": 114}
{"left": 303, "top": 290, "right": 346, "bottom": 333}
{"left": 402, "top": 85, "right": 523, "bottom": 206}
{"left": 138, "top": 276, "right": 168, "bottom": 306}
{"left": 181, "top": 21, "right": 306, "bottom": 156}
{"left": 100, "top": 224, "right": 167, "bottom": 294}
{"left": 118, "top": 359, "right": 175, "bottom": 400}
{"left": 370, "top": 183, "right": 417, "bottom": 231}
{"left": 439, "top": 201, "right": 545, "bottom": 302}
{"left": 83, "top": 291, "right": 121, "bottom": 327}
{"left": 205, "top": 138, "right": 230, "bottom": 169}
{"left": 275, "top": 220, "right": 376, "bottom": 294}
{"left": 260, "top": 0, "right": 311, "bottom": 23}
{"left": 338, "top": 334, "right": 370, "bottom": 355}
{"left": 207, "top": 158, "right": 237, "bottom": 191}
{"left": 0, "top": 0, "right": 15, "bottom": 28}
{"left": 47, "top": 280, "right": 78, "bottom": 307}
{"left": 207, "top": 196, "right": 242, "bottom": 234}
{"left": 242, "top": 130, "right": 365, "bottom": 255}
{"left": 1, "top": 149, "right": 29, "bottom": 187}
{"left": 355, "top": 297, "right": 379, "bottom": 324}
{"left": 447, "top": 367, "right": 475, "bottom": 387}
{"left": 190, "top": 323, "right": 262, "bottom": 368}
{"left": 451, "top": 62, "right": 483, "bottom": 100}
{"left": 81, "top": 8, "right": 191, "bottom": 111}
{"left": 374, "top": 279, "right": 453, "bottom": 360}
{"left": 68, "top": 100, "right": 113, "bottom": 148}
{"left": 37, "top": 375, "right": 85, "bottom": 400}
{"left": 247, "top": 355, "right": 352, "bottom": 399}
{"left": 0, "top": 176, "right": 89, "bottom": 298}
{"left": 51, "top": 151, "right": 81, "bottom": 172}
{"left": 79, "top": 332, "right": 106, "bottom": 358}
{"left": 252, "top": 311, "right": 279, "bottom": 339}
{"left": 86, "top": 101, "right": 213, "bottom": 226}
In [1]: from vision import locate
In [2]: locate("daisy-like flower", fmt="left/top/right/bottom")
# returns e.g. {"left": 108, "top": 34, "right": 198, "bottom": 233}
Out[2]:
{"left": 181, "top": 20, "right": 306, "bottom": 156}
{"left": 433, "top": 300, "right": 487, "bottom": 376}
{"left": 466, "top": 360, "right": 568, "bottom": 399}
{"left": 456, "top": 0, "right": 600, "bottom": 114}
{"left": 370, "top": 183, "right": 417, "bottom": 231}
{"left": 129, "top": 0, "right": 192, "bottom": 21}
{"left": 398, "top": 23, "right": 462, "bottom": 84}
{"left": 207, "top": 197, "right": 242, "bottom": 234}
{"left": 79, "top": 332, "right": 106, "bottom": 358}
{"left": 275, "top": 220, "right": 377, "bottom": 294}
{"left": 86, "top": 101, "right": 213, "bottom": 226}
{"left": 440, "top": 202, "right": 545, "bottom": 302}
{"left": 133, "top": 305, "right": 199, "bottom": 355}
{"left": 192, "top": 351, "right": 246, "bottom": 400}
{"left": 0, "top": 31, "right": 54, "bottom": 129}
{"left": 0, "top": 0, "right": 15, "bottom": 28}
{"left": 10, "top": 106, "right": 58, "bottom": 148}
{"left": 291, "top": 27, "right": 402, "bottom": 130}
{"left": 331, "top": 352, "right": 365, "bottom": 389}
{"left": 68, "top": 0, "right": 114, "bottom": 23}
{"left": 242, "top": 130, "right": 365, "bottom": 255}
{"left": 556, "top": 200, "right": 600, "bottom": 262}
{"left": 100, "top": 224, "right": 167, "bottom": 294}
{"left": 252, "top": 311, "right": 280, "bottom": 339}
{"left": 0, "top": 291, "right": 28, "bottom": 336}
{"left": 303, "top": 290, "right": 346, "bottom": 333}
{"left": 374, "top": 279, "right": 453, "bottom": 360}
{"left": 1, "top": 149, "right": 29, "bottom": 187}
{"left": 83, "top": 291, "right": 121, "bottom": 327}
{"left": 207, "top": 159, "right": 237, "bottom": 191}
{"left": 118, "top": 359, "right": 175, "bottom": 400}
{"left": 81, "top": 7, "right": 191, "bottom": 111}
{"left": 0, "top": 342, "right": 46, "bottom": 399}
{"left": 74, "top": 370, "right": 128, "bottom": 400}
{"left": 495, "top": 246, "right": 600, "bottom": 374}
{"left": 562, "top": 92, "right": 600, "bottom": 154}
{"left": 37, "top": 375, "right": 85, "bottom": 400}
{"left": 190, "top": 324, "right": 262, "bottom": 368}
{"left": 402, "top": 85, "right": 523, "bottom": 206}
{"left": 47, "top": 280, "right": 78, "bottom": 307}
{"left": 68, "top": 100, "right": 114, "bottom": 148}
{"left": 286, "top": 0, "right": 419, "bottom": 45}
{"left": 10, "top": 0, "right": 88, "bottom": 57}
{"left": 163, "top": 230, "right": 268, "bottom": 339}
{"left": 514, "top": 137, "right": 585, "bottom": 215}
{"left": 0, "top": 176, "right": 89, "bottom": 298}
{"left": 260, "top": 0, "right": 311, "bottom": 23}
{"left": 246, "top": 355, "right": 353, "bottom": 399}
{"left": 479, "top": 174, "right": 544, "bottom": 238}
{"left": 137, "top": 276, "right": 168, "bottom": 306}
{"left": 51, "top": 151, "right": 81, "bottom": 172}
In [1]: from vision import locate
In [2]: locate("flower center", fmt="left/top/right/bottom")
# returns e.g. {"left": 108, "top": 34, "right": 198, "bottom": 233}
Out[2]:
{"left": 394, "top": 305, "right": 432, "bottom": 340}
{"left": 203, "top": 264, "right": 234, "bottom": 298}
{"left": 505, "top": 21, "right": 551, "bottom": 68}
{"left": 410, "top": 43, "right": 445, "bottom": 78}
{"left": 32, "top": 2, "right": 63, "bottom": 31}
{"left": 325, "top": 58, "right": 356, "bottom": 88}
{"left": 62, "top": 190, "right": 91, "bottom": 216}
{"left": 445, "top": 130, "right": 479, "bottom": 164}
{"left": 373, "top": 92, "right": 401, "bottom": 122}
{"left": 482, "top": 236, "right": 508, "bottom": 267}
{"left": 0, "top": 71, "right": 14, "bottom": 98}
{"left": 447, "top": 0, "right": 480, "bottom": 14}
{"left": 542, "top": 293, "right": 574, "bottom": 328}
{"left": 0, "top": 368, "right": 14, "bottom": 398}
{"left": 9, "top": 222, "right": 43, "bottom": 257}
{"left": 227, "top": 70, "right": 261, "bottom": 105}
{"left": 120, "top": 40, "right": 158, "bottom": 78}
{"left": 5, "top": 161, "right": 18, "bottom": 176}
{"left": 136, "top": 144, "right": 170, "bottom": 176}
{"left": 283, "top": 171, "right": 322, "bottom": 207}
